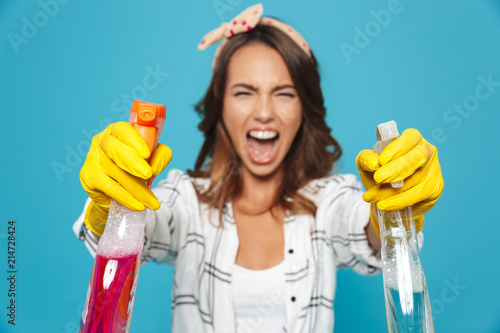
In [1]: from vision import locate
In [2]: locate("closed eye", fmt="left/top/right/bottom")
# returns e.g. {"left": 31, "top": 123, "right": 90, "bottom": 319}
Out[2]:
{"left": 235, "top": 91, "right": 252, "bottom": 96}
{"left": 277, "top": 93, "right": 295, "bottom": 98}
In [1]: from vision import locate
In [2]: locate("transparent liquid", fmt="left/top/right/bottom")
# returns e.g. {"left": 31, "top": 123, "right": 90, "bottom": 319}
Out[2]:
{"left": 79, "top": 253, "right": 140, "bottom": 333}
{"left": 382, "top": 229, "right": 432, "bottom": 333}
{"left": 385, "top": 287, "right": 425, "bottom": 333}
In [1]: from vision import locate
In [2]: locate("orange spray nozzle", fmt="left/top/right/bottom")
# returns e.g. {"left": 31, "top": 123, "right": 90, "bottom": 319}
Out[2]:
{"left": 128, "top": 100, "right": 166, "bottom": 157}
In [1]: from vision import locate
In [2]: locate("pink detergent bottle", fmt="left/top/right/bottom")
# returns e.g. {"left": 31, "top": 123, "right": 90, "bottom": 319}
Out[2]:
{"left": 79, "top": 100, "right": 166, "bottom": 333}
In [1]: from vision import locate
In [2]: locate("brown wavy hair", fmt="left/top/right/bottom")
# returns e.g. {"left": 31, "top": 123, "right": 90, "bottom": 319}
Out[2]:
{"left": 187, "top": 23, "right": 342, "bottom": 226}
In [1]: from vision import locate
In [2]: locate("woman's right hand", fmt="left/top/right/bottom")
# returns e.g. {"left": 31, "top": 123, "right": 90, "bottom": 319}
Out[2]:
{"left": 79, "top": 121, "right": 172, "bottom": 236}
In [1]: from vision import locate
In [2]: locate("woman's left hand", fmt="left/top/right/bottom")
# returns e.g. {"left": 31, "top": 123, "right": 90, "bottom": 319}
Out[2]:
{"left": 356, "top": 128, "right": 444, "bottom": 236}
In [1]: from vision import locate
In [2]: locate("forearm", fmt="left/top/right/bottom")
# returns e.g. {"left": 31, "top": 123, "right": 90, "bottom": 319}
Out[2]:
{"left": 365, "top": 220, "right": 381, "bottom": 252}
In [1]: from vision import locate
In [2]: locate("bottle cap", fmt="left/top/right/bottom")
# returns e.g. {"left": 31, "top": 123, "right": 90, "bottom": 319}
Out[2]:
{"left": 376, "top": 120, "right": 399, "bottom": 142}
{"left": 375, "top": 120, "right": 404, "bottom": 188}
{"left": 129, "top": 100, "right": 166, "bottom": 155}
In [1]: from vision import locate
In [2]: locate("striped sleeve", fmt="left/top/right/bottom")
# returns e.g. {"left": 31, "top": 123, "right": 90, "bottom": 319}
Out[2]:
{"left": 141, "top": 169, "right": 201, "bottom": 266}
{"left": 313, "top": 174, "right": 383, "bottom": 275}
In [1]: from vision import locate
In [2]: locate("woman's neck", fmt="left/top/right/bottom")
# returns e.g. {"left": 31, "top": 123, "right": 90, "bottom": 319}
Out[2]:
{"left": 233, "top": 165, "right": 284, "bottom": 216}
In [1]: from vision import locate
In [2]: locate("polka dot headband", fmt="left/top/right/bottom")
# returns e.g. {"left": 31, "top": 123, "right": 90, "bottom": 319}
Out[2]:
{"left": 197, "top": 3, "right": 312, "bottom": 67}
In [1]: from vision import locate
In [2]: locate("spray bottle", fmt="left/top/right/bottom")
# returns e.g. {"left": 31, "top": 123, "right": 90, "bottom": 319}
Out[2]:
{"left": 79, "top": 100, "right": 166, "bottom": 333}
{"left": 374, "top": 120, "right": 435, "bottom": 333}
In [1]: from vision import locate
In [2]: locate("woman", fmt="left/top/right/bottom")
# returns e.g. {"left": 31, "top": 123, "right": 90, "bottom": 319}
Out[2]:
{"left": 75, "top": 4, "right": 443, "bottom": 332}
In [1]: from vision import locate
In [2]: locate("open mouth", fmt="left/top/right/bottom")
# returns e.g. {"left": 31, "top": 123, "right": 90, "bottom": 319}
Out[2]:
{"left": 246, "top": 130, "right": 280, "bottom": 164}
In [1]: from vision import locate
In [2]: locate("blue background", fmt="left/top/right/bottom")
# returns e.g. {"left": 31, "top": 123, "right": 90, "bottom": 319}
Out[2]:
{"left": 1, "top": 0, "right": 499, "bottom": 332}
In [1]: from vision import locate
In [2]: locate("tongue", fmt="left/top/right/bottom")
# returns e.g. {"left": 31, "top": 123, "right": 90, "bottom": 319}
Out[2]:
{"left": 248, "top": 137, "right": 275, "bottom": 161}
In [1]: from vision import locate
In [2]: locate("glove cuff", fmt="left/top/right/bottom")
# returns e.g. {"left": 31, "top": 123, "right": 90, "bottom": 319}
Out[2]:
{"left": 84, "top": 200, "right": 109, "bottom": 237}
{"left": 369, "top": 204, "right": 381, "bottom": 239}
{"left": 415, "top": 215, "right": 424, "bottom": 234}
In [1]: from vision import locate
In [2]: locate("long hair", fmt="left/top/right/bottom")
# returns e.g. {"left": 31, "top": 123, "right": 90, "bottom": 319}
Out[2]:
{"left": 187, "top": 23, "right": 342, "bottom": 226}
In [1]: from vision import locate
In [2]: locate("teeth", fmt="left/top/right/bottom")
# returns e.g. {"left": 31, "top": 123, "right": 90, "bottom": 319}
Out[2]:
{"left": 248, "top": 130, "right": 278, "bottom": 140}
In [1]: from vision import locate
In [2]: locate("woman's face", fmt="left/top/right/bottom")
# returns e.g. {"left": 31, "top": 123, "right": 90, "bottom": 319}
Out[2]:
{"left": 222, "top": 43, "right": 303, "bottom": 179}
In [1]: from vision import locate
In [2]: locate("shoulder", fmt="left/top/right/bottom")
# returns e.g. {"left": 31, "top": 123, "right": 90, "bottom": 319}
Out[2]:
{"left": 156, "top": 169, "right": 209, "bottom": 186}
{"left": 154, "top": 169, "right": 209, "bottom": 200}
{"left": 155, "top": 169, "right": 190, "bottom": 188}
{"left": 299, "top": 173, "right": 364, "bottom": 203}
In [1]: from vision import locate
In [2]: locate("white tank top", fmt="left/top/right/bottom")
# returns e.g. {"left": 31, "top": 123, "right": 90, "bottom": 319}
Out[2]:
{"left": 232, "top": 261, "right": 287, "bottom": 333}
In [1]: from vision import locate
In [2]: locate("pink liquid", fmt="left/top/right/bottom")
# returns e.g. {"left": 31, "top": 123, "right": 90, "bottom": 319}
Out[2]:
{"left": 80, "top": 253, "right": 140, "bottom": 333}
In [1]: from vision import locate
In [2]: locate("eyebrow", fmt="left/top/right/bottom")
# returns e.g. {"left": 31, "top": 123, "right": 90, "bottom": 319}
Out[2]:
{"left": 230, "top": 83, "right": 296, "bottom": 93}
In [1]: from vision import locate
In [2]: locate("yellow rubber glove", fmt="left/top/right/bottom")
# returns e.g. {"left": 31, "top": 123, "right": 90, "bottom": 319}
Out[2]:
{"left": 356, "top": 128, "right": 444, "bottom": 238}
{"left": 79, "top": 121, "right": 173, "bottom": 236}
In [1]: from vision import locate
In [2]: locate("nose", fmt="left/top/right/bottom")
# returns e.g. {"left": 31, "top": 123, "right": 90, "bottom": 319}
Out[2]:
{"left": 252, "top": 95, "right": 275, "bottom": 123}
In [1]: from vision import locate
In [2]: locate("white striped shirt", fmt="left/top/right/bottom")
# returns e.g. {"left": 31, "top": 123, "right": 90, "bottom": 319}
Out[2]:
{"left": 74, "top": 169, "right": 385, "bottom": 332}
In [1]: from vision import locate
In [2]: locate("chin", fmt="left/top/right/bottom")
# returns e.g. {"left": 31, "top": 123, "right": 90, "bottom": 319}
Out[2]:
{"left": 244, "top": 159, "right": 283, "bottom": 179}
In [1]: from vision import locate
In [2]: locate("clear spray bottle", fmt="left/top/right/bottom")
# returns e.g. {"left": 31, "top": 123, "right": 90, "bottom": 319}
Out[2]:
{"left": 79, "top": 100, "right": 166, "bottom": 333}
{"left": 374, "top": 121, "right": 435, "bottom": 333}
